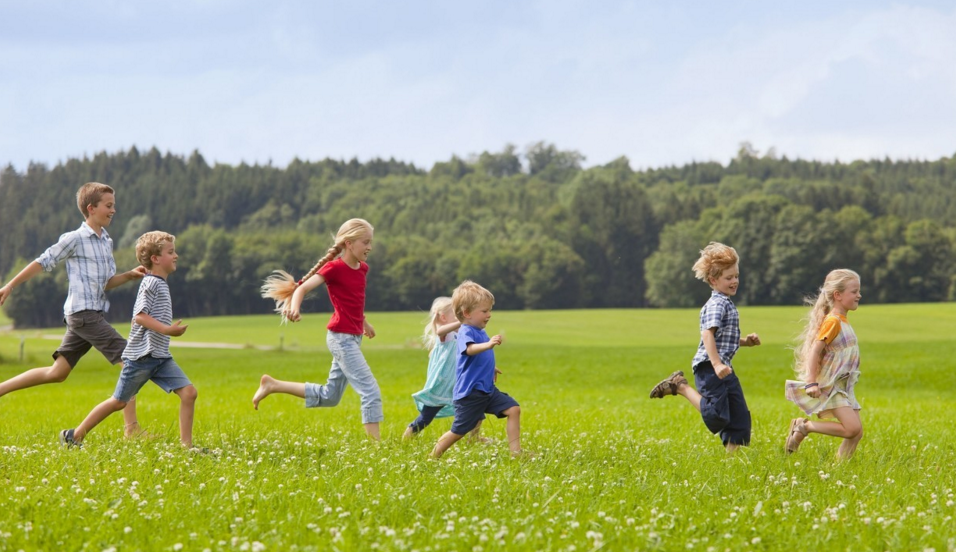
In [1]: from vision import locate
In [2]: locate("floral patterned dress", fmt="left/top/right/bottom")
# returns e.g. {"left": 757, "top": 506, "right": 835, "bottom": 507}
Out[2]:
{"left": 785, "top": 313, "right": 861, "bottom": 418}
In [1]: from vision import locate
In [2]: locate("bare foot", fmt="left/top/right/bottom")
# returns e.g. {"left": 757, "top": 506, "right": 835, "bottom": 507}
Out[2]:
{"left": 402, "top": 426, "right": 415, "bottom": 440}
{"left": 124, "top": 422, "right": 143, "bottom": 439}
{"left": 253, "top": 374, "right": 276, "bottom": 410}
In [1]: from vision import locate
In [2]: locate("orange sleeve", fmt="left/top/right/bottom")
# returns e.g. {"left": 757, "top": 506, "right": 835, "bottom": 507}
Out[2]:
{"left": 816, "top": 316, "right": 841, "bottom": 344}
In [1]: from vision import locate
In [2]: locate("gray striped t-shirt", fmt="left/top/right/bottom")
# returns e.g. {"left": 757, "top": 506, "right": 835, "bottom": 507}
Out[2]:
{"left": 123, "top": 274, "right": 173, "bottom": 360}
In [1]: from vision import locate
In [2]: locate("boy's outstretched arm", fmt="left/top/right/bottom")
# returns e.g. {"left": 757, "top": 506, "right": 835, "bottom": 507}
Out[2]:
{"left": 0, "top": 261, "right": 44, "bottom": 305}
{"left": 134, "top": 312, "right": 188, "bottom": 337}
{"left": 105, "top": 266, "right": 147, "bottom": 290}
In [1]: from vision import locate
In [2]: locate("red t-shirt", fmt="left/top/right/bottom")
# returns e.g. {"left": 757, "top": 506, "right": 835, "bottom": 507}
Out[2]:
{"left": 318, "top": 258, "right": 368, "bottom": 335}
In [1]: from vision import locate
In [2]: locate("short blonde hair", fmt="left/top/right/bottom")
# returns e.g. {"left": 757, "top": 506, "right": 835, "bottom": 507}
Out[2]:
{"left": 452, "top": 280, "right": 495, "bottom": 322}
{"left": 135, "top": 231, "right": 176, "bottom": 269}
{"left": 692, "top": 242, "right": 739, "bottom": 283}
{"left": 76, "top": 182, "right": 115, "bottom": 218}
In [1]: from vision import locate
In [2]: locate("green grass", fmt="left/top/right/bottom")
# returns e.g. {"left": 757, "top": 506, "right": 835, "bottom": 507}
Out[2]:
{"left": 1, "top": 305, "right": 955, "bottom": 551}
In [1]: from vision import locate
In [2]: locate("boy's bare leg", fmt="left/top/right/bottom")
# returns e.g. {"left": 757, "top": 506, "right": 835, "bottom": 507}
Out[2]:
{"left": 430, "top": 430, "right": 464, "bottom": 458}
{"left": 74, "top": 398, "right": 128, "bottom": 443}
{"left": 122, "top": 396, "right": 143, "bottom": 437}
{"left": 724, "top": 443, "right": 740, "bottom": 454}
{"left": 175, "top": 385, "right": 198, "bottom": 448}
{"left": 364, "top": 422, "right": 380, "bottom": 441}
{"left": 253, "top": 374, "right": 306, "bottom": 409}
{"left": 503, "top": 406, "right": 522, "bottom": 455}
{"left": 467, "top": 420, "right": 489, "bottom": 443}
{"left": 0, "top": 356, "right": 72, "bottom": 397}
{"left": 677, "top": 383, "right": 702, "bottom": 412}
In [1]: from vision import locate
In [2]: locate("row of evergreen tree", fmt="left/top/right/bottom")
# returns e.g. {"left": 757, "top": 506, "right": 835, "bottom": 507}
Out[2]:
{"left": 2, "top": 143, "right": 955, "bottom": 327}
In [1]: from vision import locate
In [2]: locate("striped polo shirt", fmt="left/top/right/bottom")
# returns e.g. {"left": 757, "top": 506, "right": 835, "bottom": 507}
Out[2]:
{"left": 123, "top": 274, "right": 173, "bottom": 360}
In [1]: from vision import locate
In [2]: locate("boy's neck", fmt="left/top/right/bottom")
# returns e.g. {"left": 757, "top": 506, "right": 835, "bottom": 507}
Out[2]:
{"left": 149, "top": 268, "right": 171, "bottom": 279}
{"left": 85, "top": 218, "right": 104, "bottom": 237}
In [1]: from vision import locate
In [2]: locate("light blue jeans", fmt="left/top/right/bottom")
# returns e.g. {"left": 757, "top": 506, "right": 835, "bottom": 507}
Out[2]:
{"left": 305, "top": 331, "right": 383, "bottom": 424}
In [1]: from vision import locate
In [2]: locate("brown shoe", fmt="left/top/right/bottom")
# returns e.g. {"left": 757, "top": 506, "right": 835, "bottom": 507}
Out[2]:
{"left": 649, "top": 370, "right": 688, "bottom": 398}
{"left": 785, "top": 418, "right": 808, "bottom": 454}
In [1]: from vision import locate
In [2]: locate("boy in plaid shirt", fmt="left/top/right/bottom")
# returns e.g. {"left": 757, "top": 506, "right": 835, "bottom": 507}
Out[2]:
{"left": 649, "top": 242, "right": 761, "bottom": 452}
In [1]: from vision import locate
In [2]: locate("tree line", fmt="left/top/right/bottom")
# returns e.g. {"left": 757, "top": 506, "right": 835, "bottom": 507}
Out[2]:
{"left": 2, "top": 143, "right": 955, "bottom": 327}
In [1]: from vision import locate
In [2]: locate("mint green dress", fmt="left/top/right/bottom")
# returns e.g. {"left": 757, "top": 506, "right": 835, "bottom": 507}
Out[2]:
{"left": 411, "top": 332, "right": 457, "bottom": 418}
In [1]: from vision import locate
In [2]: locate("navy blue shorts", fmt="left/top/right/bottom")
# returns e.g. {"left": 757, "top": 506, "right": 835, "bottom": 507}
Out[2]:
{"left": 450, "top": 388, "right": 519, "bottom": 435}
{"left": 694, "top": 361, "right": 751, "bottom": 446}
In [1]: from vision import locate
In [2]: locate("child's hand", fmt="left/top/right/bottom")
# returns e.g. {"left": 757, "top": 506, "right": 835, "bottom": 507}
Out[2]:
{"left": 806, "top": 384, "right": 822, "bottom": 398}
{"left": 167, "top": 320, "right": 188, "bottom": 337}
{"left": 489, "top": 335, "right": 502, "bottom": 347}
{"left": 284, "top": 309, "right": 302, "bottom": 323}
{"left": 714, "top": 363, "right": 733, "bottom": 379}
{"left": 494, "top": 367, "right": 502, "bottom": 382}
{"left": 0, "top": 285, "right": 11, "bottom": 306}
{"left": 743, "top": 333, "right": 761, "bottom": 347}
{"left": 364, "top": 320, "right": 376, "bottom": 339}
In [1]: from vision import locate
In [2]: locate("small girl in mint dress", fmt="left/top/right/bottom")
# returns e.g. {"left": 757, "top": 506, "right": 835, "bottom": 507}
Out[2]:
{"left": 784, "top": 269, "right": 864, "bottom": 459}
{"left": 403, "top": 297, "right": 461, "bottom": 438}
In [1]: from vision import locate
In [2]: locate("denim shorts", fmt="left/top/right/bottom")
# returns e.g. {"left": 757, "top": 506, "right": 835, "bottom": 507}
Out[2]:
{"left": 114, "top": 356, "right": 192, "bottom": 402}
{"left": 450, "top": 388, "right": 519, "bottom": 435}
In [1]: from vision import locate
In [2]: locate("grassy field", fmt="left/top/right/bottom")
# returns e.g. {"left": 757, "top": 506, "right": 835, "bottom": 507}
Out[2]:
{"left": 1, "top": 305, "right": 955, "bottom": 551}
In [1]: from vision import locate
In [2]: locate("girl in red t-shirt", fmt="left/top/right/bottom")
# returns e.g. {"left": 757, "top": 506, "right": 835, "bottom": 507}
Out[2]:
{"left": 254, "top": 218, "right": 383, "bottom": 440}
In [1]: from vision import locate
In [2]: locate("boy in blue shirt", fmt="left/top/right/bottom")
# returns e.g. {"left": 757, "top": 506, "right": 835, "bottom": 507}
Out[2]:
{"left": 0, "top": 182, "right": 147, "bottom": 436}
{"left": 430, "top": 280, "right": 523, "bottom": 458}
{"left": 649, "top": 242, "right": 761, "bottom": 452}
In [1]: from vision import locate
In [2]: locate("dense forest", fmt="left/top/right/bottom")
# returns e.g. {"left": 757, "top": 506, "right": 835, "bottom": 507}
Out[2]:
{"left": 2, "top": 143, "right": 955, "bottom": 328}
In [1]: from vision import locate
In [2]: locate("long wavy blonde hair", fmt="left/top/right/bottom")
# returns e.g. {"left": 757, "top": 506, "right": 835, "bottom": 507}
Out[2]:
{"left": 421, "top": 296, "right": 453, "bottom": 351}
{"left": 261, "top": 218, "right": 373, "bottom": 319}
{"left": 793, "top": 268, "right": 860, "bottom": 379}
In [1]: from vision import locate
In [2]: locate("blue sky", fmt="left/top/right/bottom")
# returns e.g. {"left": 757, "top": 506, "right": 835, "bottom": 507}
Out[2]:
{"left": 2, "top": 1, "right": 954, "bottom": 171}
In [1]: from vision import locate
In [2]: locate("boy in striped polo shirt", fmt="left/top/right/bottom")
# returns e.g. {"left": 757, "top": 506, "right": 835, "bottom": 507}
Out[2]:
{"left": 648, "top": 242, "right": 761, "bottom": 452}
{"left": 60, "top": 231, "right": 197, "bottom": 448}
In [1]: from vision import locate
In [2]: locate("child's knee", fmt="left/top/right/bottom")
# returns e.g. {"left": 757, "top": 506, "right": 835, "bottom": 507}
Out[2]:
{"left": 178, "top": 385, "right": 198, "bottom": 403}
{"left": 110, "top": 399, "right": 129, "bottom": 411}
{"left": 504, "top": 405, "right": 520, "bottom": 418}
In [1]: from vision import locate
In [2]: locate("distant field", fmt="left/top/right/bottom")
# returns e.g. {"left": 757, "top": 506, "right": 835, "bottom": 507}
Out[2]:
{"left": 1, "top": 304, "right": 955, "bottom": 550}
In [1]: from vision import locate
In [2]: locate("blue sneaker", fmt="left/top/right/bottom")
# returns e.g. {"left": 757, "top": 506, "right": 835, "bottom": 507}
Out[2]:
{"left": 59, "top": 428, "right": 82, "bottom": 448}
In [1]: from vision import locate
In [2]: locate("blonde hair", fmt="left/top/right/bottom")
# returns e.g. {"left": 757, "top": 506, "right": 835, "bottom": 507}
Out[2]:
{"left": 260, "top": 218, "right": 374, "bottom": 317}
{"left": 421, "top": 296, "right": 454, "bottom": 350}
{"left": 134, "top": 231, "right": 175, "bottom": 269}
{"left": 452, "top": 280, "right": 495, "bottom": 323}
{"left": 76, "top": 182, "right": 115, "bottom": 218}
{"left": 793, "top": 269, "right": 861, "bottom": 379}
{"left": 692, "top": 242, "right": 739, "bottom": 283}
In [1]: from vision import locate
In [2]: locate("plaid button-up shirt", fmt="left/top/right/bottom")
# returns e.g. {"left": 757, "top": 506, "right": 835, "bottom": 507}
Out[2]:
{"left": 691, "top": 290, "right": 741, "bottom": 369}
{"left": 36, "top": 222, "right": 117, "bottom": 316}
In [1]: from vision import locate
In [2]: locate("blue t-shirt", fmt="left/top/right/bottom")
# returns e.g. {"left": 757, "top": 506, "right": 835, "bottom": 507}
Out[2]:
{"left": 454, "top": 324, "right": 496, "bottom": 400}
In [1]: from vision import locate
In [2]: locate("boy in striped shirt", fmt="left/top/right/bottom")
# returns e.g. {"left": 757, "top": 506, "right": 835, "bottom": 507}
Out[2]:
{"left": 60, "top": 231, "right": 197, "bottom": 448}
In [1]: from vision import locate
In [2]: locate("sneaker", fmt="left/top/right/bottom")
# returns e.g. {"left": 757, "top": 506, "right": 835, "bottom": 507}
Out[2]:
{"left": 59, "top": 428, "right": 82, "bottom": 448}
{"left": 649, "top": 370, "right": 688, "bottom": 398}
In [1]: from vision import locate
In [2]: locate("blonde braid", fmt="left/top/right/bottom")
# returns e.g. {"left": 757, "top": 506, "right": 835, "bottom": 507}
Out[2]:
{"left": 260, "top": 218, "right": 373, "bottom": 321}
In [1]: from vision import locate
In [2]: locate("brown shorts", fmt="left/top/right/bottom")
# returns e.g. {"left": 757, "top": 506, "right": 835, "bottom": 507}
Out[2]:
{"left": 54, "top": 310, "right": 127, "bottom": 368}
